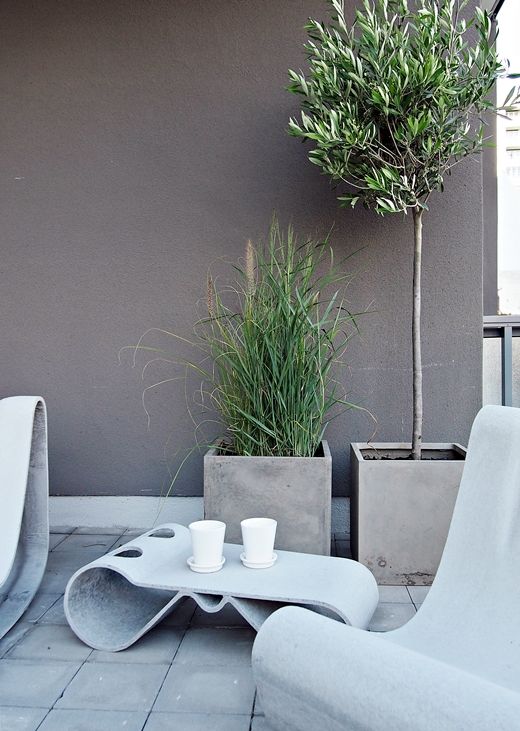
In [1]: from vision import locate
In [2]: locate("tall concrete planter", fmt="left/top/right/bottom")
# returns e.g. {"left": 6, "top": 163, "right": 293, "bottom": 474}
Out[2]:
{"left": 204, "top": 441, "right": 332, "bottom": 556}
{"left": 350, "top": 443, "right": 466, "bottom": 585}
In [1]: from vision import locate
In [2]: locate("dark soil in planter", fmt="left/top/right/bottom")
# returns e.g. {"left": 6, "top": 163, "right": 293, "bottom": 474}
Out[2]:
{"left": 215, "top": 441, "right": 326, "bottom": 458}
{"left": 361, "top": 448, "right": 465, "bottom": 461}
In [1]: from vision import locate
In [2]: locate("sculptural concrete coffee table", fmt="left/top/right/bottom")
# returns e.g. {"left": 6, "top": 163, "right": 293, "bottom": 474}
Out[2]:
{"left": 64, "top": 523, "right": 378, "bottom": 652}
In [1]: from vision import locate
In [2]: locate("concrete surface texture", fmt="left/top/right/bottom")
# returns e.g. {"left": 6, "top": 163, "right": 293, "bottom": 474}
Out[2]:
{"left": 350, "top": 442, "right": 466, "bottom": 584}
{"left": 0, "top": 397, "right": 49, "bottom": 639}
{"left": 204, "top": 442, "right": 332, "bottom": 554}
{"left": 0, "top": 525, "right": 422, "bottom": 731}
{"left": 0, "top": 0, "right": 482, "bottom": 498}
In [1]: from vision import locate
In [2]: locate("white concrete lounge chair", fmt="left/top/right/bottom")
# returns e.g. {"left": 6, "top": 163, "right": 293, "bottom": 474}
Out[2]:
{"left": 0, "top": 396, "right": 48, "bottom": 639}
{"left": 252, "top": 405, "right": 520, "bottom": 731}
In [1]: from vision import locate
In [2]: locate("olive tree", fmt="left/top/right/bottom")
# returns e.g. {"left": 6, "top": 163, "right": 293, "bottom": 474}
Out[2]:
{"left": 288, "top": 0, "right": 518, "bottom": 458}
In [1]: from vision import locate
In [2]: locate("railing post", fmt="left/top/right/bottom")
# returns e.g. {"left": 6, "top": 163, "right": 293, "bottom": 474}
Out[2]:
{"left": 502, "top": 325, "right": 513, "bottom": 407}
{"left": 483, "top": 315, "right": 518, "bottom": 408}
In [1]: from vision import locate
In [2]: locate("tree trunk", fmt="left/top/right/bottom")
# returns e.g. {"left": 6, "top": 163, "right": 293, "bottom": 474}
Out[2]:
{"left": 412, "top": 206, "right": 423, "bottom": 460}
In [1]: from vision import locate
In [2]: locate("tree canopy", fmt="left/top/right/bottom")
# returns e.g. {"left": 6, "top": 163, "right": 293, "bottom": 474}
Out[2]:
{"left": 288, "top": 0, "right": 514, "bottom": 215}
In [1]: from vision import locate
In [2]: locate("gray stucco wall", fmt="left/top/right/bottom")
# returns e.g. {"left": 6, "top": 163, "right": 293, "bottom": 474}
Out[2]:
{"left": 1, "top": 0, "right": 483, "bottom": 497}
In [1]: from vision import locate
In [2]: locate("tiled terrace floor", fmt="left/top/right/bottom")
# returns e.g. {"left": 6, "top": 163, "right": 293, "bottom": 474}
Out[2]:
{"left": 0, "top": 529, "right": 428, "bottom": 731}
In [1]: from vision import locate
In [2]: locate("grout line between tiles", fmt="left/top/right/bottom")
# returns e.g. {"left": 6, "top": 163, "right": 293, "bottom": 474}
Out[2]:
{"left": 49, "top": 535, "right": 68, "bottom": 551}
{"left": 34, "top": 707, "right": 52, "bottom": 731}
{"left": 48, "top": 656, "right": 88, "bottom": 711}
{"left": 148, "top": 621, "right": 190, "bottom": 715}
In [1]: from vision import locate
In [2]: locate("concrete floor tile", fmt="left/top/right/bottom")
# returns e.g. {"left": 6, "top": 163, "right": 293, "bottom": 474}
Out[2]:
{"left": 56, "top": 662, "right": 168, "bottom": 711}
{"left": 0, "top": 623, "right": 33, "bottom": 658}
{"left": 144, "top": 713, "right": 250, "bottom": 731}
{"left": 191, "top": 605, "right": 250, "bottom": 628}
{"left": 89, "top": 628, "right": 183, "bottom": 664}
{"left": 37, "top": 598, "right": 67, "bottom": 625}
{"left": 407, "top": 586, "right": 431, "bottom": 605}
{"left": 74, "top": 527, "right": 126, "bottom": 535}
{"left": 37, "top": 709, "right": 148, "bottom": 731}
{"left": 160, "top": 599, "right": 196, "bottom": 628}
{"left": 7, "top": 624, "right": 92, "bottom": 662}
{"left": 0, "top": 660, "right": 81, "bottom": 707}
{"left": 23, "top": 592, "right": 62, "bottom": 623}
{"left": 6, "top": 624, "right": 92, "bottom": 662}
{"left": 38, "top": 551, "right": 100, "bottom": 594}
{"left": 0, "top": 706, "right": 48, "bottom": 731}
{"left": 153, "top": 665, "right": 255, "bottom": 714}
{"left": 251, "top": 717, "right": 274, "bottom": 730}
{"left": 369, "top": 602, "right": 416, "bottom": 632}
{"left": 45, "top": 549, "right": 108, "bottom": 569}
{"left": 49, "top": 535, "right": 67, "bottom": 550}
{"left": 49, "top": 527, "right": 75, "bottom": 535}
{"left": 111, "top": 533, "right": 145, "bottom": 550}
{"left": 377, "top": 585, "right": 413, "bottom": 603}
{"left": 52, "top": 534, "right": 119, "bottom": 552}
{"left": 253, "top": 691, "right": 264, "bottom": 716}
{"left": 37, "top": 571, "right": 72, "bottom": 595}
{"left": 124, "top": 528, "right": 149, "bottom": 534}
{"left": 174, "top": 628, "right": 255, "bottom": 666}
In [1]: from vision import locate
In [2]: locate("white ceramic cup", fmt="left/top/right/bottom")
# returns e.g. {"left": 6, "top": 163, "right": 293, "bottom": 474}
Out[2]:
{"left": 189, "top": 520, "right": 226, "bottom": 567}
{"left": 240, "top": 517, "right": 277, "bottom": 564}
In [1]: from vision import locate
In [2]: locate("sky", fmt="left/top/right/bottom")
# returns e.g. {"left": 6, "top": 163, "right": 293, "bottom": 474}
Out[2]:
{"left": 496, "top": 0, "right": 520, "bottom": 311}
{"left": 497, "top": 0, "right": 520, "bottom": 77}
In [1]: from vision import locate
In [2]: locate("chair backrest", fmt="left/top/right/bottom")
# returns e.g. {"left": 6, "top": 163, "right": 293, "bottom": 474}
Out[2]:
{"left": 392, "top": 406, "right": 520, "bottom": 691}
{"left": 0, "top": 397, "right": 47, "bottom": 587}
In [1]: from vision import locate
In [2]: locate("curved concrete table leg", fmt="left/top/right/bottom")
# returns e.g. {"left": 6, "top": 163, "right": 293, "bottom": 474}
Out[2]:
{"left": 64, "top": 524, "right": 379, "bottom": 652}
{"left": 65, "top": 566, "right": 186, "bottom": 652}
{"left": 0, "top": 397, "right": 49, "bottom": 639}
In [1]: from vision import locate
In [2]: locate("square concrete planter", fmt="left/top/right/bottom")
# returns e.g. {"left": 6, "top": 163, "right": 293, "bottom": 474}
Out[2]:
{"left": 350, "top": 442, "right": 466, "bottom": 585}
{"left": 204, "top": 441, "right": 332, "bottom": 555}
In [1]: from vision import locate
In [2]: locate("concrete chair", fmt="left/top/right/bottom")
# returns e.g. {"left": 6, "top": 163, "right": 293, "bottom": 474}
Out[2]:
{"left": 0, "top": 397, "right": 48, "bottom": 639}
{"left": 252, "top": 405, "right": 520, "bottom": 731}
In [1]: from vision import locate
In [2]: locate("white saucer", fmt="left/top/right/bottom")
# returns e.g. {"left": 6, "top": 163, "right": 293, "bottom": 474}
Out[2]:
{"left": 187, "top": 556, "right": 226, "bottom": 573}
{"left": 240, "top": 552, "right": 278, "bottom": 569}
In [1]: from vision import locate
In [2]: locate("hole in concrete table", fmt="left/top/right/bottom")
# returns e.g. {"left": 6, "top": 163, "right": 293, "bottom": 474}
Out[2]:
{"left": 114, "top": 548, "right": 143, "bottom": 558}
{"left": 148, "top": 528, "right": 175, "bottom": 538}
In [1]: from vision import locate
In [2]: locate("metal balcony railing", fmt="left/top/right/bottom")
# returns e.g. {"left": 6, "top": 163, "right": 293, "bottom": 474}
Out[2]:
{"left": 483, "top": 316, "right": 520, "bottom": 406}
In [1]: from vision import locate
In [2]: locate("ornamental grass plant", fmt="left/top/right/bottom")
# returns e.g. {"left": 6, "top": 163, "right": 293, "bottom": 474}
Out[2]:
{"left": 199, "top": 219, "right": 359, "bottom": 457}
{"left": 132, "top": 218, "right": 361, "bottom": 461}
